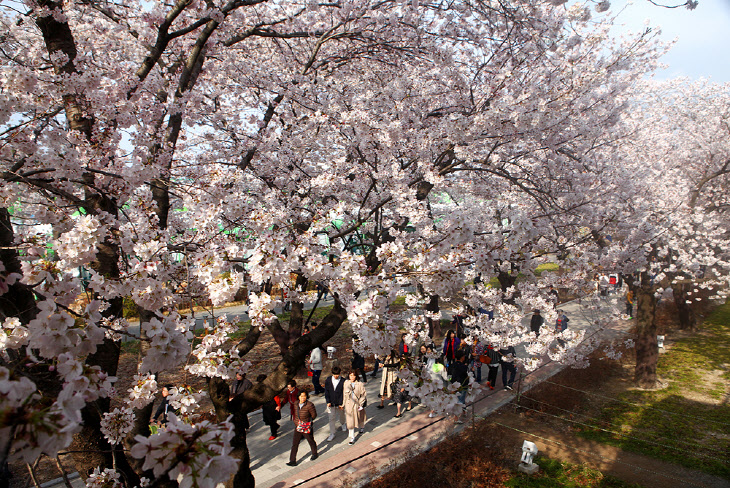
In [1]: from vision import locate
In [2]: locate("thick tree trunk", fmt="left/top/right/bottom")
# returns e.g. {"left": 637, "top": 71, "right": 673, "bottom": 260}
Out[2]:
{"left": 0, "top": 208, "right": 38, "bottom": 324}
{"left": 209, "top": 378, "right": 255, "bottom": 488}
{"left": 497, "top": 270, "right": 517, "bottom": 305}
{"left": 634, "top": 273, "right": 658, "bottom": 388}
{"left": 672, "top": 282, "right": 697, "bottom": 331}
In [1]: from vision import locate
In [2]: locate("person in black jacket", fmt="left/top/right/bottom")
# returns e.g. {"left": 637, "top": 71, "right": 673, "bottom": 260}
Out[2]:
{"left": 530, "top": 310, "right": 544, "bottom": 336}
{"left": 450, "top": 351, "right": 470, "bottom": 405}
{"left": 324, "top": 366, "right": 346, "bottom": 441}
{"left": 153, "top": 384, "right": 174, "bottom": 426}
{"left": 396, "top": 333, "right": 410, "bottom": 357}
{"left": 350, "top": 335, "right": 367, "bottom": 383}
{"left": 256, "top": 374, "right": 282, "bottom": 440}
{"left": 499, "top": 345, "right": 518, "bottom": 390}
{"left": 230, "top": 372, "right": 253, "bottom": 429}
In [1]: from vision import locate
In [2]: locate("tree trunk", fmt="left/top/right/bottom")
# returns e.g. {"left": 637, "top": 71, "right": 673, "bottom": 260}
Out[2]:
{"left": 497, "top": 270, "right": 517, "bottom": 305}
{"left": 672, "top": 282, "right": 697, "bottom": 331}
{"left": 0, "top": 208, "right": 39, "bottom": 324}
{"left": 634, "top": 273, "right": 658, "bottom": 388}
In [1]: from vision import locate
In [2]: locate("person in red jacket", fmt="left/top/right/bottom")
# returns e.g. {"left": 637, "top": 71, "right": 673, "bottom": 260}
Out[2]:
{"left": 277, "top": 380, "right": 300, "bottom": 422}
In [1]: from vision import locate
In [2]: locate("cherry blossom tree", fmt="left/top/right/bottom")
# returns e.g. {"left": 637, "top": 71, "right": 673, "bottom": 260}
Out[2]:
{"left": 581, "top": 78, "right": 730, "bottom": 387}
{"left": 0, "top": 0, "right": 680, "bottom": 486}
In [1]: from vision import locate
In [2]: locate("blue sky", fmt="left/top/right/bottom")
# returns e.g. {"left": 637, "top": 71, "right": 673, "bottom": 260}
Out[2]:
{"left": 610, "top": 0, "right": 730, "bottom": 81}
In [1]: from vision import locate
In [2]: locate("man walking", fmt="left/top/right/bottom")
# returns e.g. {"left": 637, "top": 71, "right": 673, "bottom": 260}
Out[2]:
{"left": 324, "top": 366, "right": 346, "bottom": 441}
{"left": 499, "top": 345, "right": 517, "bottom": 391}
{"left": 308, "top": 346, "right": 325, "bottom": 395}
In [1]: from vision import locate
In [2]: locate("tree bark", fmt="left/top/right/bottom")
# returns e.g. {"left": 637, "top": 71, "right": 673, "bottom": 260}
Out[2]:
{"left": 497, "top": 269, "right": 517, "bottom": 305}
{"left": 0, "top": 208, "right": 38, "bottom": 324}
{"left": 634, "top": 272, "right": 658, "bottom": 388}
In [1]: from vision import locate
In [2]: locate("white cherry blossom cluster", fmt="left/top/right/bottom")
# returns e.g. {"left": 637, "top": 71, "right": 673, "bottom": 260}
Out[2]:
{"left": 139, "top": 313, "right": 193, "bottom": 373}
{"left": 99, "top": 316, "right": 130, "bottom": 341}
{"left": 603, "top": 344, "right": 625, "bottom": 360}
{"left": 126, "top": 373, "right": 159, "bottom": 410}
{"left": 207, "top": 272, "right": 244, "bottom": 307}
{"left": 56, "top": 352, "right": 117, "bottom": 402}
{"left": 0, "top": 261, "right": 21, "bottom": 295}
{"left": 128, "top": 276, "right": 177, "bottom": 312}
{"left": 24, "top": 301, "right": 103, "bottom": 359}
{"left": 85, "top": 467, "right": 122, "bottom": 488}
{"left": 167, "top": 387, "right": 204, "bottom": 416}
{"left": 0, "top": 366, "right": 38, "bottom": 412}
{"left": 398, "top": 364, "right": 479, "bottom": 416}
{"left": 54, "top": 215, "right": 106, "bottom": 271}
{"left": 0, "top": 317, "right": 29, "bottom": 354}
{"left": 191, "top": 250, "right": 226, "bottom": 286}
{"left": 18, "top": 260, "right": 60, "bottom": 291}
{"left": 187, "top": 342, "right": 251, "bottom": 380}
{"left": 130, "top": 414, "right": 238, "bottom": 488}
{"left": 246, "top": 292, "right": 279, "bottom": 329}
{"left": 4, "top": 378, "right": 84, "bottom": 463}
{"left": 100, "top": 407, "right": 135, "bottom": 445}
{"left": 346, "top": 291, "right": 389, "bottom": 329}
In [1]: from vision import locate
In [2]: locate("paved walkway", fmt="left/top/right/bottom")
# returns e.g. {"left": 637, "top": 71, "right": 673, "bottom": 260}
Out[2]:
{"left": 48, "top": 295, "right": 633, "bottom": 488}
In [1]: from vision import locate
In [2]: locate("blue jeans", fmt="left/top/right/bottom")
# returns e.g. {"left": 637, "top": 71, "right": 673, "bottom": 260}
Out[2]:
{"left": 473, "top": 363, "right": 482, "bottom": 383}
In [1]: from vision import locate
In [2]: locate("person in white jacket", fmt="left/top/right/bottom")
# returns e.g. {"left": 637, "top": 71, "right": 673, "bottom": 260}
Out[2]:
{"left": 309, "top": 346, "right": 325, "bottom": 395}
{"left": 427, "top": 355, "right": 449, "bottom": 418}
{"left": 343, "top": 371, "right": 367, "bottom": 444}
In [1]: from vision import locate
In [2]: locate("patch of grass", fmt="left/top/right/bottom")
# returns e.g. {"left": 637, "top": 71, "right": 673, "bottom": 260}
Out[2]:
{"left": 363, "top": 421, "right": 640, "bottom": 488}
{"left": 230, "top": 322, "right": 251, "bottom": 340}
{"left": 123, "top": 297, "right": 139, "bottom": 319}
{"left": 507, "top": 457, "right": 643, "bottom": 488}
{"left": 121, "top": 339, "right": 140, "bottom": 355}
{"left": 535, "top": 263, "right": 560, "bottom": 276}
{"left": 577, "top": 301, "right": 730, "bottom": 479}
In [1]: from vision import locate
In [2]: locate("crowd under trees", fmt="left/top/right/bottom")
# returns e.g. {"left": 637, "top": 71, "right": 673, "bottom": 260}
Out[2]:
{"left": 1, "top": 0, "right": 728, "bottom": 487}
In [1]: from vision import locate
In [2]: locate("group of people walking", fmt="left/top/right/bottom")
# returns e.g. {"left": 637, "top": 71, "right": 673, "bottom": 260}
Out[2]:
{"left": 223, "top": 306, "right": 575, "bottom": 467}
{"left": 278, "top": 367, "right": 368, "bottom": 466}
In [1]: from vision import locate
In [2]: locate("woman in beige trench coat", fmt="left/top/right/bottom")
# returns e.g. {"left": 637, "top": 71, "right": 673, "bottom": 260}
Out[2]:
{"left": 343, "top": 370, "right": 367, "bottom": 445}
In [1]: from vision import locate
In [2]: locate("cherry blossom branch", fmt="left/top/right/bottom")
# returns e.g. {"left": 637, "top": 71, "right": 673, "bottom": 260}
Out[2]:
{"left": 646, "top": 0, "right": 698, "bottom": 9}
{"left": 688, "top": 158, "right": 730, "bottom": 208}
{"left": 235, "top": 324, "right": 261, "bottom": 357}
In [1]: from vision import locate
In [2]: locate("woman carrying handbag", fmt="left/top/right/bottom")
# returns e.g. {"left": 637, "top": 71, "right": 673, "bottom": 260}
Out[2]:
{"left": 287, "top": 391, "right": 318, "bottom": 466}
